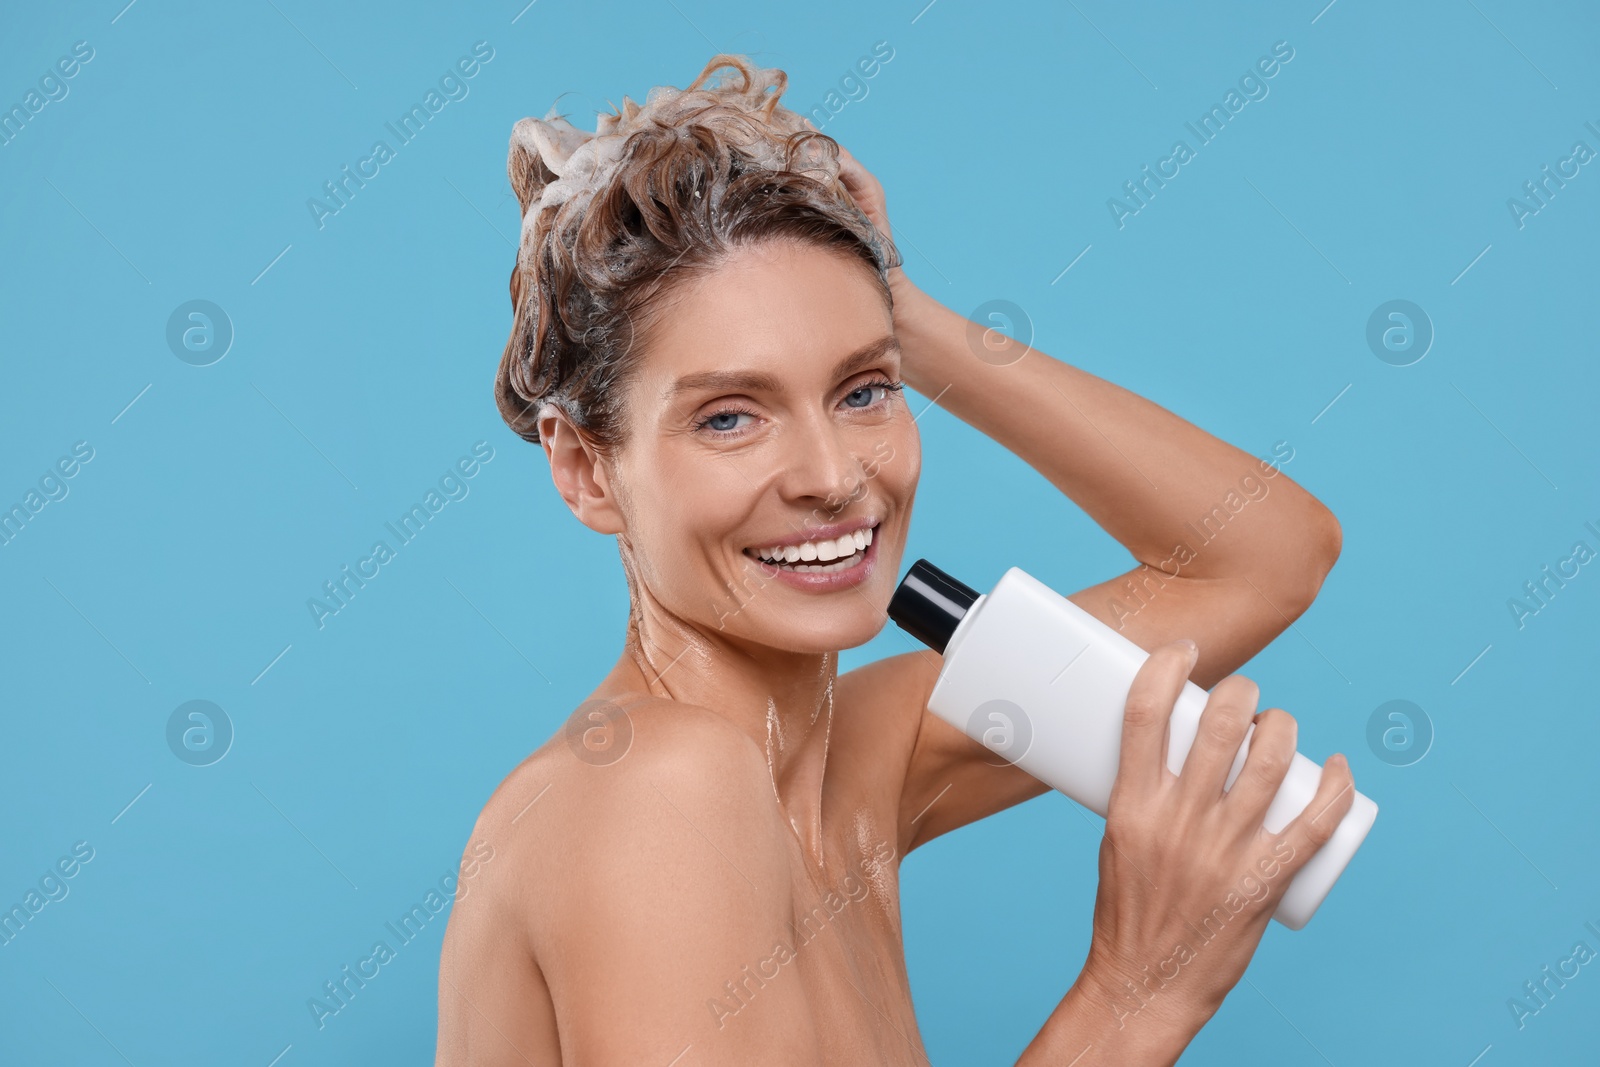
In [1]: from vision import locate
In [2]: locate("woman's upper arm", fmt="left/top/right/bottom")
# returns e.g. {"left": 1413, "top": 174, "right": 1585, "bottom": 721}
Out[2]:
{"left": 526, "top": 710, "right": 825, "bottom": 1065}
{"left": 1068, "top": 556, "right": 1333, "bottom": 692}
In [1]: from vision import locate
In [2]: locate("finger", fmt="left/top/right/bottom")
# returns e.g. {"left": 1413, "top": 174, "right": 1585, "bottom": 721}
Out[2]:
{"left": 829, "top": 142, "right": 879, "bottom": 195}
{"left": 1111, "top": 639, "right": 1197, "bottom": 803}
{"left": 837, "top": 156, "right": 877, "bottom": 203}
{"left": 1220, "top": 707, "right": 1297, "bottom": 830}
{"left": 1273, "top": 753, "right": 1357, "bottom": 875}
{"left": 1174, "top": 674, "right": 1259, "bottom": 810}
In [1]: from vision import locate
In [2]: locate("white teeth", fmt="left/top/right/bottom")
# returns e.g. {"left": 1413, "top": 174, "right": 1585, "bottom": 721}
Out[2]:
{"left": 751, "top": 524, "right": 878, "bottom": 568}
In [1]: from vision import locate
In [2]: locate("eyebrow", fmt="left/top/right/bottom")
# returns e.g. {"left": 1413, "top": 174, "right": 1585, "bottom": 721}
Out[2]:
{"left": 666, "top": 334, "right": 902, "bottom": 400}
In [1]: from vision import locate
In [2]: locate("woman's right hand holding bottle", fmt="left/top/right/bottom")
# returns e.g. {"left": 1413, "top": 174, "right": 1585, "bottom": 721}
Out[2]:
{"left": 1018, "top": 638, "right": 1357, "bottom": 1066}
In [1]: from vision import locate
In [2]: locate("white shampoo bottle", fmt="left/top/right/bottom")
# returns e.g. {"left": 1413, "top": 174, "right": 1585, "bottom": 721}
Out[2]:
{"left": 887, "top": 559, "right": 1378, "bottom": 930}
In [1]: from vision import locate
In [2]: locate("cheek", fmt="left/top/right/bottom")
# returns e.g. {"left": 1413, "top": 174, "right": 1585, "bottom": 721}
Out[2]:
{"left": 635, "top": 455, "right": 755, "bottom": 561}
{"left": 876, "top": 422, "right": 921, "bottom": 497}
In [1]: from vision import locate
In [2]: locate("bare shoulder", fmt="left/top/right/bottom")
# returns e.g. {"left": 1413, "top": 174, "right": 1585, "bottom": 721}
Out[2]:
{"left": 833, "top": 649, "right": 940, "bottom": 776}
{"left": 449, "top": 695, "right": 821, "bottom": 1062}
{"left": 838, "top": 646, "right": 943, "bottom": 699}
{"left": 834, "top": 646, "right": 942, "bottom": 757}
{"left": 839, "top": 645, "right": 1051, "bottom": 852}
{"left": 468, "top": 695, "right": 786, "bottom": 889}
{"left": 439, "top": 697, "right": 820, "bottom": 1064}
{"left": 833, "top": 650, "right": 943, "bottom": 846}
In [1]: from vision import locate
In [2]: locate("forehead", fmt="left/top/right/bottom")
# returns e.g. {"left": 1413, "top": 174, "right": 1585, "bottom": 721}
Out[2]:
{"left": 634, "top": 240, "right": 894, "bottom": 389}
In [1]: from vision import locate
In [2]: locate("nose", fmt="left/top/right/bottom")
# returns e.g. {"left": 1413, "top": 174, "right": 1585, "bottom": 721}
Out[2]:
{"left": 776, "top": 408, "right": 870, "bottom": 518}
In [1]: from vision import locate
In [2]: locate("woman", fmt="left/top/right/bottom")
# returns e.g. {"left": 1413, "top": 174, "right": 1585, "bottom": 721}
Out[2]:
{"left": 436, "top": 54, "right": 1357, "bottom": 1066}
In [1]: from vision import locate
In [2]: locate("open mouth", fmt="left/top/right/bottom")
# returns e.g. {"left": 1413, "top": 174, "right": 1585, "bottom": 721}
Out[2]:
{"left": 743, "top": 523, "right": 877, "bottom": 575}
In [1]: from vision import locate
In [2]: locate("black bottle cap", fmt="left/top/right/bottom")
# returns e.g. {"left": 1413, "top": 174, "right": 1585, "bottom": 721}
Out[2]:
{"left": 888, "top": 559, "right": 980, "bottom": 654}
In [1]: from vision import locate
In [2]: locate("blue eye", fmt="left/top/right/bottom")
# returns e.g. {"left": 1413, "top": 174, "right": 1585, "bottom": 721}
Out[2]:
{"left": 703, "top": 411, "right": 750, "bottom": 432}
{"left": 844, "top": 378, "right": 904, "bottom": 409}
{"left": 694, "top": 407, "right": 758, "bottom": 436}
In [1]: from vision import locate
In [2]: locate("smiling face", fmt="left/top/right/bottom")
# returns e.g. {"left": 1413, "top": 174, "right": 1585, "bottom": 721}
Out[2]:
{"left": 602, "top": 238, "right": 922, "bottom": 654}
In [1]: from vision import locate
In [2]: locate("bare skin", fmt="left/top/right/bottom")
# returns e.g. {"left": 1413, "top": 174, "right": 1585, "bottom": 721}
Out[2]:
{"left": 436, "top": 142, "right": 1356, "bottom": 1065}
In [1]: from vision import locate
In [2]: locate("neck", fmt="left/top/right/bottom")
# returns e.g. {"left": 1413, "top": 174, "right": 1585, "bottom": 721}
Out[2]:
{"left": 598, "top": 584, "right": 837, "bottom": 866}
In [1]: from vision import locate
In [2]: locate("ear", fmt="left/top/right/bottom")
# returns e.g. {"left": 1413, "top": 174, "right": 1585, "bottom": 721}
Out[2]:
{"left": 539, "top": 405, "right": 626, "bottom": 536}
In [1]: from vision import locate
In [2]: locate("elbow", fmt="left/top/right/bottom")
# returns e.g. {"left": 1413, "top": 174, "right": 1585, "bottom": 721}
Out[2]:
{"left": 1313, "top": 503, "right": 1342, "bottom": 577}
{"left": 1282, "top": 505, "right": 1341, "bottom": 619}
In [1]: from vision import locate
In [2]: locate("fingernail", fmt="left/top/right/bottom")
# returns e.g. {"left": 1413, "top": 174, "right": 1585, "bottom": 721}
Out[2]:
{"left": 1177, "top": 638, "right": 1198, "bottom": 659}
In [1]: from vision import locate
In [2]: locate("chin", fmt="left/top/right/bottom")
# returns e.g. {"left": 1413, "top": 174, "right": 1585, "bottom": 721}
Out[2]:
{"left": 754, "top": 622, "right": 880, "bottom": 657}
{"left": 749, "top": 596, "right": 894, "bottom": 655}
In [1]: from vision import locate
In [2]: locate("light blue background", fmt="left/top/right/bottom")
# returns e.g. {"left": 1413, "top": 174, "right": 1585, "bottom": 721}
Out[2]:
{"left": 2, "top": 0, "right": 1596, "bottom": 1063}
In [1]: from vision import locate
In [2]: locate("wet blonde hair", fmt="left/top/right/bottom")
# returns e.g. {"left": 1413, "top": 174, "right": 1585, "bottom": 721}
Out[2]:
{"left": 494, "top": 53, "right": 901, "bottom": 452}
